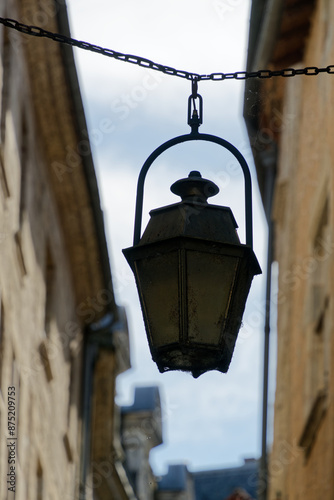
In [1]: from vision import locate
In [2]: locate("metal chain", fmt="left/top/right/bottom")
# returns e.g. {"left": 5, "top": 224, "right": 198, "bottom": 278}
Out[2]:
{"left": 1, "top": 16, "right": 334, "bottom": 82}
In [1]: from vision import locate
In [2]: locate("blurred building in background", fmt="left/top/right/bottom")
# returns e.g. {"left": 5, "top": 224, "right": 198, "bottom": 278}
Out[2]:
{"left": 156, "top": 464, "right": 195, "bottom": 500}
{"left": 121, "top": 386, "right": 163, "bottom": 500}
{"left": 192, "top": 460, "right": 258, "bottom": 500}
{"left": 156, "top": 460, "right": 258, "bottom": 500}
{"left": 245, "top": 0, "right": 334, "bottom": 499}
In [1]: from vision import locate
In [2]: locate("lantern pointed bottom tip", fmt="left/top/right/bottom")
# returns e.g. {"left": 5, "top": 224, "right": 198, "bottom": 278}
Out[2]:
{"left": 155, "top": 354, "right": 230, "bottom": 378}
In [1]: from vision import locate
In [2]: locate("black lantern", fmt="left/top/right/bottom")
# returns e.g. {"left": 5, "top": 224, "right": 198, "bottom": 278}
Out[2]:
{"left": 123, "top": 83, "right": 261, "bottom": 377}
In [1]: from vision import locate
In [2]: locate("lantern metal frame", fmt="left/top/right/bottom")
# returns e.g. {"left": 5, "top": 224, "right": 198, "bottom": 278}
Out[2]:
{"left": 124, "top": 85, "right": 260, "bottom": 377}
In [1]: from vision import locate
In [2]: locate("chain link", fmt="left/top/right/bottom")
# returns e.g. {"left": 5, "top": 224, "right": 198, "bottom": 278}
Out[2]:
{"left": 1, "top": 16, "right": 334, "bottom": 83}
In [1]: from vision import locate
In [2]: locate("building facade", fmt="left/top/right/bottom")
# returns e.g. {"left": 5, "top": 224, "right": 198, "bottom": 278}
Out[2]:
{"left": 121, "top": 386, "right": 163, "bottom": 500}
{"left": 192, "top": 460, "right": 258, "bottom": 500}
{"left": 156, "top": 460, "right": 258, "bottom": 500}
{"left": 156, "top": 465, "right": 195, "bottom": 500}
{"left": 0, "top": 1, "right": 136, "bottom": 499}
{"left": 245, "top": 0, "right": 334, "bottom": 498}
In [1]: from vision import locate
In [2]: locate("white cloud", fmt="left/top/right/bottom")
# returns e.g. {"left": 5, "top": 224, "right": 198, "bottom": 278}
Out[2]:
{"left": 68, "top": 0, "right": 250, "bottom": 72}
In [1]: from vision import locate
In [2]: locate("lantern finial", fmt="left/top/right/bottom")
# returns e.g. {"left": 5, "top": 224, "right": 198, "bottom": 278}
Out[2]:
{"left": 170, "top": 171, "right": 219, "bottom": 203}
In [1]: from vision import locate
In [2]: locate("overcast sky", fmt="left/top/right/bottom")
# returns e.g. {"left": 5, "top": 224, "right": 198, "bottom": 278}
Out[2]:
{"left": 65, "top": 0, "right": 274, "bottom": 475}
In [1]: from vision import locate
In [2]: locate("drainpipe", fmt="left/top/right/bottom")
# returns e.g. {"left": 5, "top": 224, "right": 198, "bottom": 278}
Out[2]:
{"left": 79, "top": 311, "right": 125, "bottom": 500}
{"left": 258, "top": 150, "right": 276, "bottom": 500}
{"left": 79, "top": 333, "right": 98, "bottom": 500}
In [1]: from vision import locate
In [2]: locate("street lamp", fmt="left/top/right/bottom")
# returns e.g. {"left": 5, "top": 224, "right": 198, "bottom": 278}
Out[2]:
{"left": 123, "top": 82, "right": 261, "bottom": 378}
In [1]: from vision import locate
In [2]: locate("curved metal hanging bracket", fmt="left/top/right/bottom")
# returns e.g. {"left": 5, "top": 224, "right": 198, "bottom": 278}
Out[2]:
{"left": 133, "top": 131, "right": 254, "bottom": 249}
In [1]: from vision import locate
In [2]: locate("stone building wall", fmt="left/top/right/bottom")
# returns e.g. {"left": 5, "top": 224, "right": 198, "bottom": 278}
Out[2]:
{"left": 0, "top": 10, "right": 83, "bottom": 499}
{"left": 270, "top": 2, "right": 334, "bottom": 497}
{"left": 0, "top": 1, "right": 134, "bottom": 499}
{"left": 245, "top": 0, "right": 334, "bottom": 498}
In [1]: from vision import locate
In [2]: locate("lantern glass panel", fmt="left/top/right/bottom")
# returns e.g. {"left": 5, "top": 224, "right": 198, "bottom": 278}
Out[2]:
{"left": 135, "top": 251, "right": 179, "bottom": 347}
{"left": 187, "top": 250, "right": 239, "bottom": 345}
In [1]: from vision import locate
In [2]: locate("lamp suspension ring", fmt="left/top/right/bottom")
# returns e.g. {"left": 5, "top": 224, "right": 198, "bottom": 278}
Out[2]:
{"left": 133, "top": 81, "right": 254, "bottom": 248}
{"left": 133, "top": 131, "right": 254, "bottom": 249}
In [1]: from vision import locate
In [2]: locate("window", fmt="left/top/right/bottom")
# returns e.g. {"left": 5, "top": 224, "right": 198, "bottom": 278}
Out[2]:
{"left": 311, "top": 198, "right": 330, "bottom": 329}
{"left": 36, "top": 462, "right": 43, "bottom": 500}
{"left": 38, "top": 342, "right": 53, "bottom": 382}
{"left": 0, "top": 26, "right": 10, "bottom": 199}
{"left": 19, "top": 111, "right": 28, "bottom": 227}
{"left": 44, "top": 244, "right": 55, "bottom": 338}
{"left": 0, "top": 26, "right": 10, "bottom": 146}
{"left": 38, "top": 244, "right": 56, "bottom": 382}
{"left": 14, "top": 111, "right": 29, "bottom": 277}
{"left": 299, "top": 197, "right": 330, "bottom": 457}
{"left": 67, "top": 353, "right": 75, "bottom": 425}
{"left": 308, "top": 198, "right": 329, "bottom": 401}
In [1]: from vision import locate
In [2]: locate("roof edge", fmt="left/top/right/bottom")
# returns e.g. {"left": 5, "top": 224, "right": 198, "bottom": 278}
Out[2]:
{"left": 55, "top": 1, "right": 114, "bottom": 308}
{"left": 247, "top": 0, "right": 284, "bottom": 72}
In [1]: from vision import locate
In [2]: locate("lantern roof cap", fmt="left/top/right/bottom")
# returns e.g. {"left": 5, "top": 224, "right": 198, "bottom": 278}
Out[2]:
{"left": 139, "top": 170, "right": 240, "bottom": 246}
